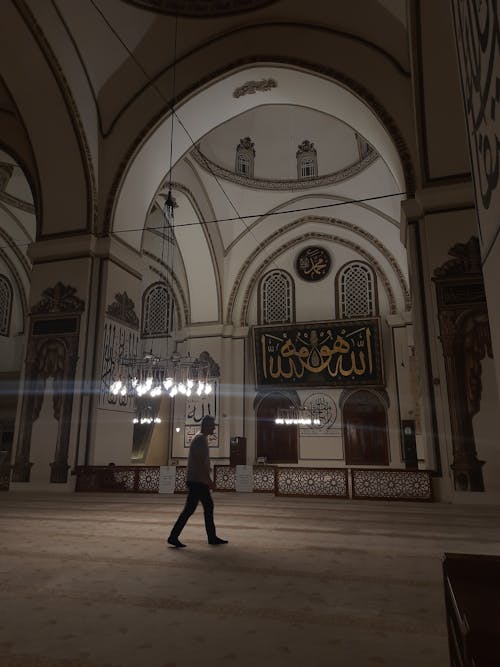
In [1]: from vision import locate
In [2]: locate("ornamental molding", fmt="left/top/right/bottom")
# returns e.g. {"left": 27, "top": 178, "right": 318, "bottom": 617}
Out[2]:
{"left": 199, "top": 350, "right": 220, "bottom": 377}
{"left": 31, "top": 283, "right": 85, "bottom": 315}
{"left": 296, "top": 140, "right": 317, "bottom": 157}
{"left": 433, "top": 237, "right": 482, "bottom": 278}
{"left": 233, "top": 78, "right": 277, "bottom": 98}
{"left": 236, "top": 137, "right": 256, "bottom": 155}
{"left": 0, "top": 163, "right": 13, "bottom": 191}
{"left": 124, "top": 0, "right": 276, "bottom": 17}
{"left": 191, "top": 145, "right": 378, "bottom": 191}
{"left": 106, "top": 292, "right": 139, "bottom": 329}
{"left": 0, "top": 191, "right": 35, "bottom": 214}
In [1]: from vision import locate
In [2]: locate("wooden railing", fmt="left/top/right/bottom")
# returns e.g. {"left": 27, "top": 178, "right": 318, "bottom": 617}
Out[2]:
{"left": 74, "top": 465, "right": 433, "bottom": 500}
{"left": 443, "top": 553, "right": 500, "bottom": 666}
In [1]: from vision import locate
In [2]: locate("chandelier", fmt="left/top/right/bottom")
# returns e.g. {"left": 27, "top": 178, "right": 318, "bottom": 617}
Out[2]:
{"left": 110, "top": 352, "right": 213, "bottom": 399}
{"left": 275, "top": 406, "right": 321, "bottom": 426}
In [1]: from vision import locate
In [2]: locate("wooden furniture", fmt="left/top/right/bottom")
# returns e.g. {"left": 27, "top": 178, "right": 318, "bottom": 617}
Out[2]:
{"left": 443, "top": 552, "right": 500, "bottom": 666}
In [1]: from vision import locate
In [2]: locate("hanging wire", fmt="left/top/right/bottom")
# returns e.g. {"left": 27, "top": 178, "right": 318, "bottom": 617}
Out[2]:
{"left": 88, "top": 1, "right": 408, "bottom": 262}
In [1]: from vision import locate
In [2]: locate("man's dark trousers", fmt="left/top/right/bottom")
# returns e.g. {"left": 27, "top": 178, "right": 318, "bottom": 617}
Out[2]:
{"left": 170, "top": 481, "right": 216, "bottom": 541}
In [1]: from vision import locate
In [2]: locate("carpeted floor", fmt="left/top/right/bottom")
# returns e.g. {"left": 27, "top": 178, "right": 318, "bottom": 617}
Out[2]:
{"left": 1, "top": 492, "right": 499, "bottom": 667}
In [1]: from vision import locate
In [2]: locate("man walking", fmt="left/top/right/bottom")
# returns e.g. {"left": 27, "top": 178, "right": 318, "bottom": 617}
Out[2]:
{"left": 167, "top": 415, "right": 228, "bottom": 548}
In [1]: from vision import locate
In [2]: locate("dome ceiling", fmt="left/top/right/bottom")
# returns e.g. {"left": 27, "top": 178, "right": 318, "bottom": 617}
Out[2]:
{"left": 122, "top": 0, "right": 276, "bottom": 17}
{"left": 194, "top": 105, "right": 374, "bottom": 183}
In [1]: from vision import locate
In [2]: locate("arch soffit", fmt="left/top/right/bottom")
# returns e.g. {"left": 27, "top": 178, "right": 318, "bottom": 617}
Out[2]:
{"left": 102, "top": 21, "right": 411, "bottom": 139}
{"left": 227, "top": 218, "right": 411, "bottom": 324}
{"left": 1, "top": 2, "right": 96, "bottom": 237}
{"left": 339, "top": 387, "right": 390, "bottom": 411}
{"left": 144, "top": 178, "right": 223, "bottom": 323}
{"left": 111, "top": 63, "right": 412, "bottom": 252}
{"left": 141, "top": 253, "right": 189, "bottom": 328}
{"left": 0, "top": 249, "right": 28, "bottom": 334}
{"left": 254, "top": 389, "right": 301, "bottom": 411}
{"left": 223, "top": 193, "right": 401, "bottom": 256}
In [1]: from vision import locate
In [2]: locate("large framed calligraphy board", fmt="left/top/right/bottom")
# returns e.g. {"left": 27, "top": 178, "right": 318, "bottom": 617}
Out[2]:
{"left": 253, "top": 319, "right": 384, "bottom": 387}
{"left": 184, "top": 379, "right": 219, "bottom": 448}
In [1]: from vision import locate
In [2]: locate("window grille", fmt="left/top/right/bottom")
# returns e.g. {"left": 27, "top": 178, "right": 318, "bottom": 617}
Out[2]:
{"left": 296, "top": 140, "right": 318, "bottom": 179}
{"left": 261, "top": 270, "right": 293, "bottom": 324}
{"left": 339, "top": 262, "right": 375, "bottom": 318}
{"left": 0, "top": 275, "right": 12, "bottom": 336}
{"left": 300, "top": 157, "right": 316, "bottom": 178}
{"left": 235, "top": 137, "right": 255, "bottom": 177}
{"left": 237, "top": 153, "right": 251, "bottom": 176}
{"left": 142, "top": 283, "right": 174, "bottom": 337}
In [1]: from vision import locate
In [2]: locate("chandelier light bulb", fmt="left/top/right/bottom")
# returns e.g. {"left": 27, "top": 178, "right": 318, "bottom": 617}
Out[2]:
{"left": 110, "top": 380, "right": 122, "bottom": 395}
{"left": 187, "top": 379, "right": 194, "bottom": 389}
{"left": 205, "top": 383, "right": 212, "bottom": 395}
{"left": 169, "top": 386, "right": 178, "bottom": 397}
{"left": 163, "top": 378, "right": 174, "bottom": 390}
{"left": 178, "top": 383, "right": 187, "bottom": 394}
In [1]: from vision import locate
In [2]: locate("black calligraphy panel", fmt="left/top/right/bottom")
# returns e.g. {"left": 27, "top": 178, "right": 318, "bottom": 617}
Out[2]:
{"left": 253, "top": 319, "right": 384, "bottom": 387}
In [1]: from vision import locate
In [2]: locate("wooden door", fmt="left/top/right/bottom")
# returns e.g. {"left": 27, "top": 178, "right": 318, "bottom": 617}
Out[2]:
{"left": 343, "top": 390, "right": 389, "bottom": 465}
{"left": 256, "top": 394, "right": 298, "bottom": 464}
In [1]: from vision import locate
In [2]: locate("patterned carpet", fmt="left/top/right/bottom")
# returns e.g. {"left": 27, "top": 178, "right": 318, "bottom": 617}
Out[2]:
{"left": 1, "top": 492, "right": 499, "bottom": 667}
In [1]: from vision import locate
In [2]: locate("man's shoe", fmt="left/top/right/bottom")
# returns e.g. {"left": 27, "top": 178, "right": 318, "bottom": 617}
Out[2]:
{"left": 208, "top": 537, "right": 228, "bottom": 545}
{"left": 167, "top": 536, "right": 186, "bottom": 548}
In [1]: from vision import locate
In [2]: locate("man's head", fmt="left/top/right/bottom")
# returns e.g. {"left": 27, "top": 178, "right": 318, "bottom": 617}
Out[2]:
{"left": 200, "top": 415, "right": 215, "bottom": 435}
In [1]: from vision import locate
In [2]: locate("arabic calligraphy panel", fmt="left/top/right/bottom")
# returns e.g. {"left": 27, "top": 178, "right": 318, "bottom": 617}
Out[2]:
{"left": 300, "top": 392, "right": 338, "bottom": 436}
{"left": 184, "top": 378, "right": 219, "bottom": 447}
{"left": 253, "top": 318, "right": 384, "bottom": 387}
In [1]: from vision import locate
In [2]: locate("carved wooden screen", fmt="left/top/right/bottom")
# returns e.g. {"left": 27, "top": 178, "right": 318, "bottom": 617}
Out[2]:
{"left": 256, "top": 393, "right": 298, "bottom": 464}
{"left": 343, "top": 390, "right": 389, "bottom": 466}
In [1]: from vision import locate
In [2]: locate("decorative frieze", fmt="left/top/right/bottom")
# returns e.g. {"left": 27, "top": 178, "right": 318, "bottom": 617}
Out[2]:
{"left": 106, "top": 292, "right": 139, "bottom": 329}
{"left": 191, "top": 144, "right": 378, "bottom": 190}
{"left": 233, "top": 78, "right": 277, "bottom": 98}
{"left": 31, "top": 282, "right": 84, "bottom": 315}
{"left": 351, "top": 469, "right": 432, "bottom": 501}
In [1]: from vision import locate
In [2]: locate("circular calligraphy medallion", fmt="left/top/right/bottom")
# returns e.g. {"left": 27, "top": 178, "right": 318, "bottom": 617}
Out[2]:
{"left": 302, "top": 393, "right": 337, "bottom": 431}
{"left": 296, "top": 246, "right": 331, "bottom": 281}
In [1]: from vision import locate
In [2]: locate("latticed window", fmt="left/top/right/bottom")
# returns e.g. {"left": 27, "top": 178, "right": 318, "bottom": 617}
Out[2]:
{"left": 237, "top": 153, "right": 251, "bottom": 176}
{"left": 235, "top": 137, "right": 255, "bottom": 177}
{"left": 339, "top": 262, "right": 376, "bottom": 318}
{"left": 260, "top": 270, "right": 294, "bottom": 324}
{"left": 142, "top": 283, "right": 174, "bottom": 337}
{"left": 0, "top": 275, "right": 12, "bottom": 336}
{"left": 299, "top": 157, "right": 316, "bottom": 178}
{"left": 296, "top": 140, "right": 317, "bottom": 179}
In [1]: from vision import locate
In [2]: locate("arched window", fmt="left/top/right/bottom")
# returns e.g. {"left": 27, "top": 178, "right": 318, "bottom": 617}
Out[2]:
{"left": 235, "top": 137, "right": 255, "bottom": 177}
{"left": 142, "top": 283, "right": 174, "bottom": 338}
{"left": 0, "top": 275, "right": 12, "bottom": 336}
{"left": 337, "top": 262, "right": 376, "bottom": 318}
{"left": 259, "top": 270, "right": 294, "bottom": 325}
{"left": 296, "top": 140, "right": 317, "bottom": 179}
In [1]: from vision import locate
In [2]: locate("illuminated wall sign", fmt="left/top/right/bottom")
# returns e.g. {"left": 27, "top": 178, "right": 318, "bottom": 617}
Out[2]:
{"left": 253, "top": 318, "right": 384, "bottom": 387}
